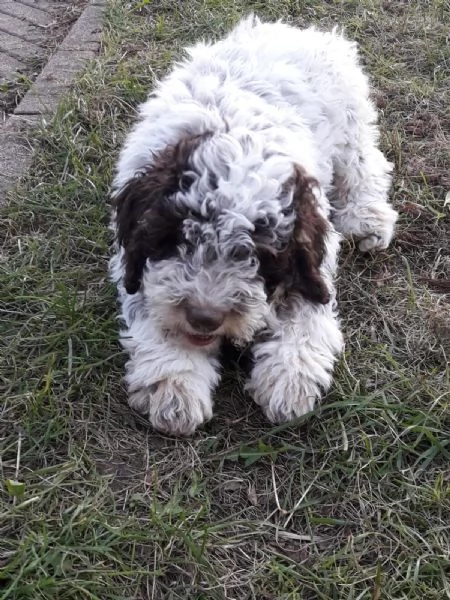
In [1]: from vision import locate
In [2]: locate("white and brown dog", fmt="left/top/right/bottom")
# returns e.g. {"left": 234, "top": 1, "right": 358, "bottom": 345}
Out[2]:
{"left": 109, "top": 16, "right": 398, "bottom": 436}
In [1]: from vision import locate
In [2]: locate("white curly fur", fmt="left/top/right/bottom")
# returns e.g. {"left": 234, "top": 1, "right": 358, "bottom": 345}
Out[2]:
{"left": 109, "top": 16, "right": 398, "bottom": 436}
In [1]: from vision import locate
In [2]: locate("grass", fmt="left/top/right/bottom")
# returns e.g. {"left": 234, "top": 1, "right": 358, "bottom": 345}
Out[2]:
{"left": 0, "top": 0, "right": 449, "bottom": 598}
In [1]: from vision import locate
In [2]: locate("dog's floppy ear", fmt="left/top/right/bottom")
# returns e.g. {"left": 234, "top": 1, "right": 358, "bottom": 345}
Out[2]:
{"left": 114, "top": 178, "right": 183, "bottom": 294}
{"left": 112, "top": 134, "right": 208, "bottom": 294}
{"left": 288, "top": 165, "right": 330, "bottom": 304}
{"left": 256, "top": 165, "right": 330, "bottom": 305}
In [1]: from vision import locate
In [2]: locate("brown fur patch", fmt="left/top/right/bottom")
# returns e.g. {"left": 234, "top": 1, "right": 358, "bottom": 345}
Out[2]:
{"left": 113, "top": 133, "right": 210, "bottom": 293}
{"left": 257, "top": 165, "right": 330, "bottom": 305}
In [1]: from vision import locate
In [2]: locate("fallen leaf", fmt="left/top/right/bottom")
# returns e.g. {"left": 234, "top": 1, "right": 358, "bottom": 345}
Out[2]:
{"left": 444, "top": 190, "right": 450, "bottom": 209}
{"left": 222, "top": 479, "right": 243, "bottom": 492}
{"left": 248, "top": 483, "right": 258, "bottom": 506}
{"left": 6, "top": 479, "right": 25, "bottom": 498}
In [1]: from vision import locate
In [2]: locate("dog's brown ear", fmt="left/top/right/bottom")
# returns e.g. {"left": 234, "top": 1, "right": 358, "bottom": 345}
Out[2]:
{"left": 113, "top": 175, "right": 184, "bottom": 294}
{"left": 113, "top": 134, "right": 208, "bottom": 294}
{"left": 289, "top": 165, "right": 330, "bottom": 304}
{"left": 255, "top": 165, "right": 330, "bottom": 305}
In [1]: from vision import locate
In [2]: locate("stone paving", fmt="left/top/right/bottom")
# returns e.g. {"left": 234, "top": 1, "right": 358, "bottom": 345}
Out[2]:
{"left": 0, "top": 1, "right": 83, "bottom": 119}
{"left": 0, "top": 0, "right": 105, "bottom": 203}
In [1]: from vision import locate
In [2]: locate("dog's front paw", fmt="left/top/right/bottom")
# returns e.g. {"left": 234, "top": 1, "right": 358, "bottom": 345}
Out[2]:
{"left": 247, "top": 356, "right": 326, "bottom": 425}
{"left": 357, "top": 204, "right": 398, "bottom": 252}
{"left": 249, "top": 371, "right": 318, "bottom": 424}
{"left": 358, "top": 231, "right": 395, "bottom": 253}
{"left": 247, "top": 323, "right": 343, "bottom": 424}
{"left": 129, "top": 377, "right": 213, "bottom": 436}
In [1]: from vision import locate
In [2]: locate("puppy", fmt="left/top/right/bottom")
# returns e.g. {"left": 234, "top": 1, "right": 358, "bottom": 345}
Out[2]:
{"left": 109, "top": 15, "right": 398, "bottom": 435}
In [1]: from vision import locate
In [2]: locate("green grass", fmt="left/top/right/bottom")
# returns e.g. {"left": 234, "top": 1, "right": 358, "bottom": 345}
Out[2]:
{"left": 1, "top": 0, "right": 449, "bottom": 598}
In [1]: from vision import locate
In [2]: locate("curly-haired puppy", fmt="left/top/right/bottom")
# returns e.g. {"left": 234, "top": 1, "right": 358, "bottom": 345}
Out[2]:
{"left": 109, "top": 16, "right": 398, "bottom": 436}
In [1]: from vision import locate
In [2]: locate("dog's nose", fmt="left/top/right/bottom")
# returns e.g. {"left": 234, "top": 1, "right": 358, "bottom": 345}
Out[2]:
{"left": 186, "top": 306, "right": 224, "bottom": 333}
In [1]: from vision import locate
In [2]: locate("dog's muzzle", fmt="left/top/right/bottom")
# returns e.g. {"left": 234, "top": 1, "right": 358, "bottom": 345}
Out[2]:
{"left": 184, "top": 305, "right": 225, "bottom": 347}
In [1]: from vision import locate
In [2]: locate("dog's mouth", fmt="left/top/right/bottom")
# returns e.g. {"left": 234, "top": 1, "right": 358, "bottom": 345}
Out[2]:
{"left": 184, "top": 333, "right": 218, "bottom": 347}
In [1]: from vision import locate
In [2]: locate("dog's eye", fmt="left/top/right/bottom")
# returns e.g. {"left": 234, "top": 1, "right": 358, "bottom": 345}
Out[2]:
{"left": 253, "top": 215, "right": 280, "bottom": 241}
{"left": 180, "top": 173, "right": 195, "bottom": 192}
{"left": 230, "top": 245, "right": 252, "bottom": 262}
{"left": 184, "top": 240, "right": 196, "bottom": 257}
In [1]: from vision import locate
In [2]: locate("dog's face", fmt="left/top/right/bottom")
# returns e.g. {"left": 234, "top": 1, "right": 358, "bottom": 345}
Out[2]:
{"left": 114, "top": 132, "right": 330, "bottom": 348}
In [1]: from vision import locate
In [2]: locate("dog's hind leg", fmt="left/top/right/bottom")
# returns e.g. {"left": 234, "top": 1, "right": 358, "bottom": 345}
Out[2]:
{"left": 329, "top": 104, "right": 398, "bottom": 252}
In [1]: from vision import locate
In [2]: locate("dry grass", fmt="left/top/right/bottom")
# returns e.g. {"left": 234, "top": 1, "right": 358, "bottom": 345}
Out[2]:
{"left": 0, "top": 1, "right": 449, "bottom": 598}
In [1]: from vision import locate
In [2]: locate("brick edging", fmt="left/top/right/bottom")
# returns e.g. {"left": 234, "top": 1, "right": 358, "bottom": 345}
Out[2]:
{"left": 0, "top": 0, "right": 106, "bottom": 204}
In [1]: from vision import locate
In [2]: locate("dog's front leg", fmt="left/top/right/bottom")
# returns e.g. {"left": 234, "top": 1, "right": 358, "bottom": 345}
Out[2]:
{"left": 247, "top": 298, "right": 344, "bottom": 424}
{"left": 121, "top": 317, "right": 220, "bottom": 436}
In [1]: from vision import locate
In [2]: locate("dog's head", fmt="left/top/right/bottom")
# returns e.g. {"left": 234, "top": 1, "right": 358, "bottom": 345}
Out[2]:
{"left": 113, "top": 131, "right": 330, "bottom": 348}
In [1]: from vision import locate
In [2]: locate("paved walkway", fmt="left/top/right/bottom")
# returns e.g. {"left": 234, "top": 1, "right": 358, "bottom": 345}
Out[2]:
{"left": 0, "top": 0, "right": 51, "bottom": 93}
{"left": 0, "top": 1, "right": 85, "bottom": 121}
{"left": 0, "top": 0, "right": 105, "bottom": 202}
